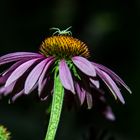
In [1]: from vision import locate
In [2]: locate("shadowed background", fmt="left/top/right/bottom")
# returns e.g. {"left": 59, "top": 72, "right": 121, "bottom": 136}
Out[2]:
{"left": 0, "top": 0, "right": 139, "bottom": 140}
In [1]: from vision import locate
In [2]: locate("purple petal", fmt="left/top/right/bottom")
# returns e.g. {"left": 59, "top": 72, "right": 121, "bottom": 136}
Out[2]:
{"left": 38, "top": 57, "right": 54, "bottom": 93}
{"left": 89, "top": 78, "right": 100, "bottom": 88}
{"left": 75, "top": 82, "right": 85, "bottom": 105}
{"left": 103, "top": 106, "right": 115, "bottom": 121}
{"left": 2, "top": 59, "right": 32, "bottom": 76}
{"left": 96, "top": 67, "right": 125, "bottom": 104}
{"left": 24, "top": 59, "right": 48, "bottom": 94}
{"left": 0, "top": 86, "right": 5, "bottom": 94}
{"left": 0, "top": 75, "right": 8, "bottom": 85}
{"left": 40, "top": 95, "right": 48, "bottom": 101}
{"left": 0, "top": 81, "right": 16, "bottom": 96}
{"left": 11, "top": 90, "right": 24, "bottom": 102}
{"left": 72, "top": 56, "right": 96, "bottom": 77}
{"left": 26, "top": 83, "right": 38, "bottom": 94}
{"left": 0, "top": 60, "right": 30, "bottom": 85}
{"left": 93, "top": 62, "right": 132, "bottom": 93}
{"left": 0, "top": 52, "right": 42, "bottom": 65}
{"left": 5, "top": 82, "right": 16, "bottom": 96}
{"left": 59, "top": 59, "right": 75, "bottom": 94}
{"left": 5, "top": 58, "right": 40, "bottom": 87}
{"left": 86, "top": 92, "right": 93, "bottom": 109}
{"left": 38, "top": 78, "right": 48, "bottom": 96}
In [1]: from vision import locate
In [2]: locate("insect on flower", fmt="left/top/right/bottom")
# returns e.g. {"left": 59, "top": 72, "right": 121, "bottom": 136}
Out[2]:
{"left": 50, "top": 26, "right": 72, "bottom": 35}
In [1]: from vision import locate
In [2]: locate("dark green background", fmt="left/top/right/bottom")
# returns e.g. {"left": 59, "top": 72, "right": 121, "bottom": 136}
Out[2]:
{"left": 0, "top": 0, "right": 139, "bottom": 140}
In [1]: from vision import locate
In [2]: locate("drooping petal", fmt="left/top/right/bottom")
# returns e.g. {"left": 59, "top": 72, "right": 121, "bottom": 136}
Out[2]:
{"left": 89, "top": 78, "right": 100, "bottom": 88}
{"left": 0, "top": 86, "right": 5, "bottom": 94}
{"left": 0, "top": 60, "right": 31, "bottom": 85}
{"left": 5, "top": 58, "right": 40, "bottom": 87}
{"left": 11, "top": 90, "right": 24, "bottom": 102}
{"left": 0, "top": 81, "right": 16, "bottom": 96}
{"left": 59, "top": 59, "right": 75, "bottom": 94}
{"left": 5, "top": 82, "right": 16, "bottom": 96}
{"left": 38, "top": 57, "right": 54, "bottom": 93}
{"left": 0, "top": 52, "right": 42, "bottom": 65}
{"left": 103, "top": 106, "right": 115, "bottom": 121}
{"left": 2, "top": 59, "right": 32, "bottom": 76}
{"left": 39, "top": 76, "right": 53, "bottom": 100}
{"left": 38, "top": 78, "right": 48, "bottom": 97}
{"left": 0, "top": 75, "right": 8, "bottom": 85}
{"left": 24, "top": 59, "right": 48, "bottom": 94}
{"left": 72, "top": 56, "right": 96, "bottom": 77}
{"left": 95, "top": 67, "right": 125, "bottom": 104}
{"left": 40, "top": 95, "right": 48, "bottom": 101}
{"left": 86, "top": 92, "right": 93, "bottom": 109}
{"left": 93, "top": 62, "right": 132, "bottom": 93}
{"left": 75, "top": 82, "right": 85, "bottom": 105}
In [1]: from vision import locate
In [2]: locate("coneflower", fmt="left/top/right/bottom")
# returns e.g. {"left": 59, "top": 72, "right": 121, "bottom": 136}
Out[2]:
{"left": 0, "top": 27, "right": 131, "bottom": 140}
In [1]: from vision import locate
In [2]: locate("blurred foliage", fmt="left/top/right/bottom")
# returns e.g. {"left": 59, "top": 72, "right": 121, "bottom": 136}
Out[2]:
{"left": 0, "top": 125, "right": 10, "bottom": 140}
{"left": 0, "top": 0, "right": 139, "bottom": 140}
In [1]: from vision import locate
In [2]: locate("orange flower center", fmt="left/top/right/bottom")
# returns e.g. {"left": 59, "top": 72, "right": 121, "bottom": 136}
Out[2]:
{"left": 39, "top": 35, "right": 90, "bottom": 59}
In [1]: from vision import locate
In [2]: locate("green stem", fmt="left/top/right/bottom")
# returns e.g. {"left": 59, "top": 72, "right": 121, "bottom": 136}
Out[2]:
{"left": 45, "top": 70, "right": 64, "bottom": 140}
